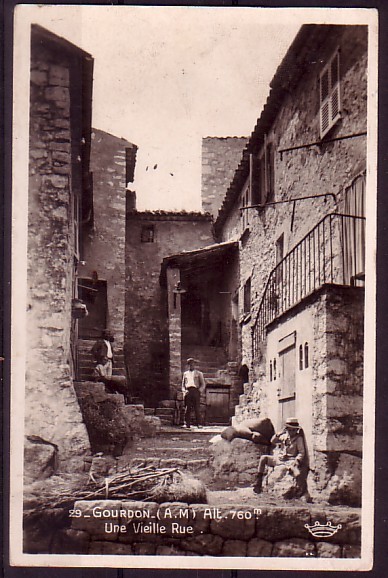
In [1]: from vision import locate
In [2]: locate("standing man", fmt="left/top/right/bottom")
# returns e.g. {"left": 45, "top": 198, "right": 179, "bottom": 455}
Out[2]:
{"left": 91, "top": 329, "right": 114, "bottom": 379}
{"left": 182, "top": 358, "right": 206, "bottom": 429}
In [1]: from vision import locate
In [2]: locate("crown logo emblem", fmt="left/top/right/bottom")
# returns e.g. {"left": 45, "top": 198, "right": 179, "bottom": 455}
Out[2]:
{"left": 304, "top": 521, "right": 342, "bottom": 538}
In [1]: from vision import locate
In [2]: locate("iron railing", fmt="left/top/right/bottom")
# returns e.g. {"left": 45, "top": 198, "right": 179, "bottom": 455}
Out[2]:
{"left": 252, "top": 213, "right": 365, "bottom": 356}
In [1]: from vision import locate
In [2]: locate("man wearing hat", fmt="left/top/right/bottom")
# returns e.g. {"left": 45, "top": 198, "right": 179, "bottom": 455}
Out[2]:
{"left": 181, "top": 358, "right": 206, "bottom": 428}
{"left": 253, "top": 417, "right": 306, "bottom": 494}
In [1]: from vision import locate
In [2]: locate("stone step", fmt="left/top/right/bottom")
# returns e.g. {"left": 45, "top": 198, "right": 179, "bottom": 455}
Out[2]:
{"left": 158, "top": 400, "right": 176, "bottom": 409}
{"left": 121, "top": 404, "right": 145, "bottom": 420}
{"left": 155, "top": 408, "right": 175, "bottom": 417}
{"left": 78, "top": 365, "right": 126, "bottom": 372}
{"left": 78, "top": 352, "right": 125, "bottom": 362}
{"left": 78, "top": 369, "right": 126, "bottom": 379}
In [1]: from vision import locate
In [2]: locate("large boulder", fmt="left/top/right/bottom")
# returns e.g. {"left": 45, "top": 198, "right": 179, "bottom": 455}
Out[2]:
{"left": 308, "top": 451, "right": 362, "bottom": 506}
{"left": 265, "top": 463, "right": 307, "bottom": 500}
{"left": 209, "top": 438, "right": 268, "bottom": 485}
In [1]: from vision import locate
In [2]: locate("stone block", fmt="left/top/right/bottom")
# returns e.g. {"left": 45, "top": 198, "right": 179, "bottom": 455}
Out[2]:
{"left": 308, "top": 452, "right": 362, "bottom": 507}
{"left": 324, "top": 510, "right": 361, "bottom": 545}
{"left": 156, "top": 544, "right": 186, "bottom": 555}
{"left": 190, "top": 505, "right": 211, "bottom": 534}
{"left": 186, "top": 459, "right": 209, "bottom": 472}
{"left": 51, "top": 529, "right": 90, "bottom": 554}
{"left": 209, "top": 438, "right": 265, "bottom": 483}
{"left": 222, "top": 539, "right": 247, "bottom": 556}
{"left": 210, "top": 507, "right": 255, "bottom": 540}
{"left": 265, "top": 463, "right": 307, "bottom": 500}
{"left": 49, "top": 141, "right": 71, "bottom": 153}
{"left": 256, "top": 507, "right": 310, "bottom": 541}
{"left": 247, "top": 538, "right": 273, "bottom": 557}
{"left": 88, "top": 541, "right": 132, "bottom": 555}
{"left": 272, "top": 538, "right": 316, "bottom": 557}
{"left": 181, "top": 534, "right": 224, "bottom": 556}
{"left": 316, "top": 542, "right": 342, "bottom": 558}
{"left": 44, "top": 174, "right": 69, "bottom": 189}
{"left": 45, "top": 86, "right": 69, "bottom": 105}
{"left": 49, "top": 64, "right": 70, "bottom": 87}
{"left": 72, "top": 500, "right": 122, "bottom": 540}
{"left": 31, "top": 69, "right": 48, "bottom": 85}
{"left": 133, "top": 542, "right": 157, "bottom": 554}
{"left": 342, "top": 544, "right": 361, "bottom": 558}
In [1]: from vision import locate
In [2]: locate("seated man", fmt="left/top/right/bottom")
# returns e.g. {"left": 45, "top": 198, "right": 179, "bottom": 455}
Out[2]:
{"left": 253, "top": 417, "right": 307, "bottom": 494}
{"left": 91, "top": 329, "right": 114, "bottom": 378}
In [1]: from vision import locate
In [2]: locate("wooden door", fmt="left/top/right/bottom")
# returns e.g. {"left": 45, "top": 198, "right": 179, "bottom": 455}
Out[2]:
{"left": 78, "top": 278, "right": 107, "bottom": 339}
{"left": 278, "top": 345, "right": 296, "bottom": 425}
{"left": 206, "top": 387, "right": 230, "bottom": 424}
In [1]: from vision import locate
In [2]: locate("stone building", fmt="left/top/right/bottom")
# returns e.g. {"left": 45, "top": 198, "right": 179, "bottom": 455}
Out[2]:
{"left": 125, "top": 200, "right": 214, "bottom": 407}
{"left": 26, "top": 25, "right": 94, "bottom": 475}
{"left": 201, "top": 137, "right": 248, "bottom": 218}
{"left": 210, "top": 24, "right": 367, "bottom": 504}
{"left": 76, "top": 129, "right": 137, "bottom": 380}
{"left": 124, "top": 137, "right": 247, "bottom": 417}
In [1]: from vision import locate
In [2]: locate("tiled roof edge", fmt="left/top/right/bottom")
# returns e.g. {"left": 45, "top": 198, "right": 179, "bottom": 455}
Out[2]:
{"left": 126, "top": 210, "right": 213, "bottom": 222}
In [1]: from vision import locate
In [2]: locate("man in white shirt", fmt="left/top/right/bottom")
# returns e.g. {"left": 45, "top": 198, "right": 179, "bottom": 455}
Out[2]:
{"left": 181, "top": 358, "right": 206, "bottom": 429}
{"left": 91, "top": 329, "right": 114, "bottom": 379}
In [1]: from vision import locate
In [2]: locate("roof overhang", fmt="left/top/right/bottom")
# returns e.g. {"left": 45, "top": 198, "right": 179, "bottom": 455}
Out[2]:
{"left": 160, "top": 240, "right": 239, "bottom": 285}
{"left": 213, "top": 24, "right": 354, "bottom": 238}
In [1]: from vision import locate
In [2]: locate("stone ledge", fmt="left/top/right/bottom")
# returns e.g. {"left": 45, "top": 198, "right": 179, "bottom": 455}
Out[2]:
{"left": 25, "top": 498, "right": 361, "bottom": 557}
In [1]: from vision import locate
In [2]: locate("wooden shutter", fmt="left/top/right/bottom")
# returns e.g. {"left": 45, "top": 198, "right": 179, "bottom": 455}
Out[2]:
{"left": 320, "top": 50, "right": 341, "bottom": 139}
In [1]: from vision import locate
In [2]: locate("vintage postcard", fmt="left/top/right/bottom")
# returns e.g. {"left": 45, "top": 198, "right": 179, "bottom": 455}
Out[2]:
{"left": 10, "top": 4, "right": 377, "bottom": 571}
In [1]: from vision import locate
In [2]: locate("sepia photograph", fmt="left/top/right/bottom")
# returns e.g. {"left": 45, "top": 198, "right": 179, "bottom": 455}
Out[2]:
{"left": 10, "top": 4, "right": 377, "bottom": 570}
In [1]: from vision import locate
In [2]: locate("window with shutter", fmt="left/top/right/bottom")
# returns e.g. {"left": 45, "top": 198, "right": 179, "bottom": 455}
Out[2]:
{"left": 319, "top": 49, "right": 341, "bottom": 139}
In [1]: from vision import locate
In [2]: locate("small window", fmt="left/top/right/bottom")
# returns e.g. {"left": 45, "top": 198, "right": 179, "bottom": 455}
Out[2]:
{"left": 304, "top": 342, "right": 309, "bottom": 369}
{"left": 319, "top": 49, "right": 341, "bottom": 139}
{"left": 243, "top": 278, "right": 251, "bottom": 314}
{"left": 269, "top": 361, "right": 273, "bottom": 382}
{"left": 273, "top": 358, "right": 277, "bottom": 380}
{"left": 141, "top": 224, "right": 155, "bottom": 243}
{"left": 299, "top": 344, "right": 303, "bottom": 370}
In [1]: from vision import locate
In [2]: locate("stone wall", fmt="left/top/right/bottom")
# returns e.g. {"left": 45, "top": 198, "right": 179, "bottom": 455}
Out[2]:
{"left": 125, "top": 210, "right": 214, "bottom": 405}
{"left": 80, "top": 129, "right": 137, "bottom": 349}
{"left": 24, "top": 499, "right": 361, "bottom": 558}
{"left": 221, "top": 27, "right": 367, "bottom": 371}
{"left": 234, "top": 285, "right": 364, "bottom": 506}
{"left": 202, "top": 137, "right": 247, "bottom": 218}
{"left": 26, "top": 27, "right": 91, "bottom": 476}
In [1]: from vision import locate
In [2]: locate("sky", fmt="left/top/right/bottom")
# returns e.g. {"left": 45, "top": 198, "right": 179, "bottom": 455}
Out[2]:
{"left": 16, "top": 6, "right": 372, "bottom": 211}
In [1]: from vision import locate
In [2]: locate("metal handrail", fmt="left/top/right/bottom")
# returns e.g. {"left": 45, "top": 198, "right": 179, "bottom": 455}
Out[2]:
{"left": 252, "top": 212, "right": 365, "bottom": 356}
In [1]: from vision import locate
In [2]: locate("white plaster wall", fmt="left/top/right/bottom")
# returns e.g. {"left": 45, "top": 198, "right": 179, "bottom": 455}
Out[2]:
{"left": 266, "top": 306, "right": 314, "bottom": 458}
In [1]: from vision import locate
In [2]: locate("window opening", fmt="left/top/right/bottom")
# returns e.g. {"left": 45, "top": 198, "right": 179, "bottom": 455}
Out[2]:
{"left": 141, "top": 224, "right": 155, "bottom": 243}
{"left": 243, "top": 278, "right": 251, "bottom": 314}
{"left": 304, "top": 342, "right": 309, "bottom": 369}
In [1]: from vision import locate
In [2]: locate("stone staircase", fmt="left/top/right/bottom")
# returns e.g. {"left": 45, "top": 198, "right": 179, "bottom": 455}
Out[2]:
{"left": 117, "top": 425, "right": 224, "bottom": 489}
{"left": 76, "top": 338, "right": 127, "bottom": 382}
{"left": 182, "top": 345, "right": 228, "bottom": 383}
